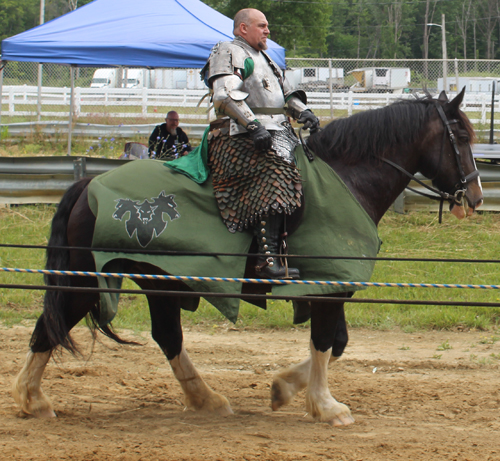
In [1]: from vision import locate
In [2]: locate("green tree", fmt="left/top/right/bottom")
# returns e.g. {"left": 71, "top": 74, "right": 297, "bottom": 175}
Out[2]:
{"left": 0, "top": 0, "right": 38, "bottom": 43}
{"left": 202, "top": 0, "right": 330, "bottom": 57}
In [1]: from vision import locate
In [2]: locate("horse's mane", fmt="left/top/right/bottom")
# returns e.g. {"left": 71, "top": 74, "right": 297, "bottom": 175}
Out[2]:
{"left": 307, "top": 95, "right": 476, "bottom": 165}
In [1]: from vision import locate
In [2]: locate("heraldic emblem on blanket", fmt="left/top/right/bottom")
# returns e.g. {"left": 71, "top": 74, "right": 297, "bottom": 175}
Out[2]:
{"left": 112, "top": 191, "right": 180, "bottom": 247}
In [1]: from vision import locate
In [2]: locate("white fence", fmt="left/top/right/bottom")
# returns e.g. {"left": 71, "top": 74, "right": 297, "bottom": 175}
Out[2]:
{"left": 1, "top": 85, "right": 499, "bottom": 126}
{"left": 0, "top": 86, "right": 212, "bottom": 122}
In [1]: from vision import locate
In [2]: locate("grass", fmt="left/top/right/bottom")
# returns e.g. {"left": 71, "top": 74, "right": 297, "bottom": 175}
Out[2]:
{"left": 1, "top": 206, "right": 500, "bottom": 332}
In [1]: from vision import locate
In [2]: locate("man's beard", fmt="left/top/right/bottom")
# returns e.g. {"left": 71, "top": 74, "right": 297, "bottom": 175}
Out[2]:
{"left": 167, "top": 127, "right": 177, "bottom": 135}
{"left": 257, "top": 40, "right": 268, "bottom": 50}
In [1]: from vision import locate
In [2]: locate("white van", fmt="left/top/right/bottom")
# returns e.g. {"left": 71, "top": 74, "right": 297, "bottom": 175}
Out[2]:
{"left": 90, "top": 69, "right": 117, "bottom": 88}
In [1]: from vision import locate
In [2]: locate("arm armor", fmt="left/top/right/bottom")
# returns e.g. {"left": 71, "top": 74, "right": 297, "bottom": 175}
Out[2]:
{"left": 283, "top": 77, "right": 309, "bottom": 119}
{"left": 212, "top": 74, "right": 256, "bottom": 128}
{"left": 285, "top": 95, "right": 310, "bottom": 120}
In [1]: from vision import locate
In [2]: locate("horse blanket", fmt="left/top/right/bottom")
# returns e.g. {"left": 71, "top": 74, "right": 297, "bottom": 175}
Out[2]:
{"left": 87, "top": 147, "right": 380, "bottom": 325}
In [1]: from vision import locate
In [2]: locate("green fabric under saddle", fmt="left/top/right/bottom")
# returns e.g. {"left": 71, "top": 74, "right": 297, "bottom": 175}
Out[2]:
{"left": 87, "top": 147, "right": 380, "bottom": 325}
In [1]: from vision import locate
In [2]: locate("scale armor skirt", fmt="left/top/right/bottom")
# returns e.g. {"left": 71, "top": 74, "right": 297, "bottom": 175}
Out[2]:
{"left": 208, "top": 126, "right": 303, "bottom": 234}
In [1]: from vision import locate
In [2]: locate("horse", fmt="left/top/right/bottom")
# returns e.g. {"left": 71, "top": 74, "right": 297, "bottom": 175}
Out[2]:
{"left": 12, "top": 89, "right": 483, "bottom": 426}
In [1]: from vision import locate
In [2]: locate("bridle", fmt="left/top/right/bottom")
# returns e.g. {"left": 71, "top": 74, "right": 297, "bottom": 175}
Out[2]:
{"left": 381, "top": 102, "right": 480, "bottom": 223}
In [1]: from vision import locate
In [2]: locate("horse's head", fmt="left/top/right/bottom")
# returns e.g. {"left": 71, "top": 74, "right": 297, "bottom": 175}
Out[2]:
{"left": 419, "top": 87, "right": 483, "bottom": 218}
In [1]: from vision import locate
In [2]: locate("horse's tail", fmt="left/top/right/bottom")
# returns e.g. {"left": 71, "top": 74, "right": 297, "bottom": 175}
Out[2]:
{"left": 30, "top": 178, "right": 93, "bottom": 354}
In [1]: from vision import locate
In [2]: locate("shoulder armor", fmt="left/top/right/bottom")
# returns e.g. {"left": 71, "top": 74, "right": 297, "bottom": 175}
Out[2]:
{"left": 283, "top": 74, "right": 307, "bottom": 105}
{"left": 201, "top": 41, "right": 251, "bottom": 88}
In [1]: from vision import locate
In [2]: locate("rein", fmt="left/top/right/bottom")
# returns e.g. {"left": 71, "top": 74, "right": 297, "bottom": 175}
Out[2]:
{"left": 382, "top": 102, "right": 479, "bottom": 223}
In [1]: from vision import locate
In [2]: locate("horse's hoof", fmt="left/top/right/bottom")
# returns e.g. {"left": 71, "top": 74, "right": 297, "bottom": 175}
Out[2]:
{"left": 185, "top": 392, "right": 233, "bottom": 416}
{"left": 327, "top": 413, "right": 355, "bottom": 427}
{"left": 307, "top": 397, "right": 354, "bottom": 426}
{"left": 32, "top": 407, "right": 57, "bottom": 418}
{"left": 271, "top": 377, "right": 294, "bottom": 411}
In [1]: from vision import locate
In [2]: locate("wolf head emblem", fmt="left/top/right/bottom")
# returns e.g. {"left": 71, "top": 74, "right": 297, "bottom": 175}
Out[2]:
{"left": 113, "top": 191, "right": 180, "bottom": 247}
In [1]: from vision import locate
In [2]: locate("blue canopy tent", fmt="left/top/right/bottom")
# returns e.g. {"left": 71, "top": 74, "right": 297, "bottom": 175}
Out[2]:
{"left": 0, "top": 0, "right": 285, "bottom": 68}
{"left": 0, "top": 0, "right": 286, "bottom": 152}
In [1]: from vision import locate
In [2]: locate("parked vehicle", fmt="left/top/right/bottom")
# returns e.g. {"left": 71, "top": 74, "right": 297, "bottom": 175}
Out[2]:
{"left": 348, "top": 67, "right": 411, "bottom": 93}
{"left": 438, "top": 77, "right": 500, "bottom": 94}
{"left": 285, "top": 67, "right": 345, "bottom": 91}
{"left": 90, "top": 69, "right": 117, "bottom": 88}
{"left": 89, "top": 68, "right": 206, "bottom": 90}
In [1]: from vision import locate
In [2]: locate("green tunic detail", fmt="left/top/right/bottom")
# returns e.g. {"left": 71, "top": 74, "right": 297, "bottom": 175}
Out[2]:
{"left": 241, "top": 57, "right": 254, "bottom": 80}
{"left": 87, "top": 149, "right": 380, "bottom": 326}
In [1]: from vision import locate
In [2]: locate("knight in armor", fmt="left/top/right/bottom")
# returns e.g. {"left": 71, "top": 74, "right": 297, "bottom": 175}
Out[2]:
{"left": 201, "top": 8, "right": 320, "bottom": 280}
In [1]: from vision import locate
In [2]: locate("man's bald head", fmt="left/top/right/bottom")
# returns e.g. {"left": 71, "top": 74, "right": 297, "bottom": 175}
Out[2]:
{"left": 233, "top": 8, "right": 269, "bottom": 51}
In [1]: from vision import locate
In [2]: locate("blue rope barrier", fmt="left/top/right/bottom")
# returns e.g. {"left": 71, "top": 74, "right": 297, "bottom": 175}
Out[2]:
{"left": 1, "top": 267, "right": 499, "bottom": 290}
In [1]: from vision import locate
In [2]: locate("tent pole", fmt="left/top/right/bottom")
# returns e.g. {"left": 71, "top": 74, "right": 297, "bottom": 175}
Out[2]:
{"left": 0, "top": 62, "right": 5, "bottom": 128}
{"left": 37, "top": 64, "right": 43, "bottom": 122}
{"left": 67, "top": 65, "right": 75, "bottom": 156}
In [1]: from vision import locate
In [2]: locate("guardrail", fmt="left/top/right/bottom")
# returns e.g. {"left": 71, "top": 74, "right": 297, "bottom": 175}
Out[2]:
{"left": 1, "top": 121, "right": 208, "bottom": 140}
{"left": 1, "top": 147, "right": 499, "bottom": 210}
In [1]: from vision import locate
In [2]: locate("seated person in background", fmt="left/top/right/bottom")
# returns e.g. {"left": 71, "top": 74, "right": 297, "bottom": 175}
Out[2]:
{"left": 148, "top": 111, "right": 192, "bottom": 160}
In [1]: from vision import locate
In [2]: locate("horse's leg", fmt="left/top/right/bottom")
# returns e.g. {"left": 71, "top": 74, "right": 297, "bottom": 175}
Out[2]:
{"left": 12, "top": 290, "right": 98, "bottom": 418}
{"left": 13, "top": 183, "right": 99, "bottom": 417}
{"left": 146, "top": 290, "right": 233, "bottom": 415}
{"left": 306, "top": 300, "right": 354, "bottom": 426}
{"left": 271, "top": 299, "right": 349, "bottom": 411}
{"left": 12, "top": 350, "right": 54, "bottom": 417}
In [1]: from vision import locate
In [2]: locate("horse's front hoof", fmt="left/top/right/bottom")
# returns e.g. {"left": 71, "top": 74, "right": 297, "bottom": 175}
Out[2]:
{"left": 327, "top": 413, "right": 355, "bottom": 427}
{"left": 307, "top": 397, "right": 354, "bottom": 426}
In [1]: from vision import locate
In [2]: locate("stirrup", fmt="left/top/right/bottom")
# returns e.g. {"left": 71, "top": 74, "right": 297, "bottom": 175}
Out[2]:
{"left": 255, "top": 256, "right": 300, "bottom": 280}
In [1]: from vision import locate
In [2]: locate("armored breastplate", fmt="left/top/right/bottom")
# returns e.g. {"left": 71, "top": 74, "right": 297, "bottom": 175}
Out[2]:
{"left": 230, "top": 42, "right": 287, "bottom": 135}
{"left": 241, "top": 49, "right": 286, "bottom": 109}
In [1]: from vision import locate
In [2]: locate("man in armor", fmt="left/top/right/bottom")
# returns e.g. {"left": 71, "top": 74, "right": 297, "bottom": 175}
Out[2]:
{"left": 201, "top": 8, "right": 320, "bottom": 279}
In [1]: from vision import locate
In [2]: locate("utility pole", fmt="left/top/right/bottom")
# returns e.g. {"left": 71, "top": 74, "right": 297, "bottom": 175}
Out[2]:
{"left": 427, "top": 14, "right": 448, "bottom": 92}
{"left": 37, "top": 0, "right": 45, "bottom": 122}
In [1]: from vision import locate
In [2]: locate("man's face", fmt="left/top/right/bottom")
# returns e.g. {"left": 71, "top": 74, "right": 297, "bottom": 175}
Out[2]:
{"left": 241, "top": 11, "right": 269, "bottom": 51}
{"left": 165, "top": 113, "right": 180, "bottom": 133}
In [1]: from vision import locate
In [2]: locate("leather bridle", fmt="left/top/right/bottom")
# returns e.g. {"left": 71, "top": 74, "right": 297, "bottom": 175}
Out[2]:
{"left": 382, "top": 102, "right": 480, "bottom": 222}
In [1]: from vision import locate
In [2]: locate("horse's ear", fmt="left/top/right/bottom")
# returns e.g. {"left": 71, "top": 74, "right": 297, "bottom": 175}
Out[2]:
{"left": 448, "top": 86, "right": 466, "bottom": 110}
{"left": 438, "top": 90, "right": 448, "bottom": 103}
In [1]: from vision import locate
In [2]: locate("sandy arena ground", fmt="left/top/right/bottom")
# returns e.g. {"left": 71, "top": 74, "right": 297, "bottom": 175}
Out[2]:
{"left": 1, "top": 324, "right": 499, "bottom": 461}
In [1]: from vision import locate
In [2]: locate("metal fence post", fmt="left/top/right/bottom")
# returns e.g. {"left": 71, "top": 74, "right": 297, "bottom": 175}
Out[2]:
{"left": 67, "top": 65, "right": 76, "bottom": 156}
{"left": 73, "top": 157, "right": 87, "bottom": 180}
{"left": 328, "top": 59, "right": 333, "bottom": 119}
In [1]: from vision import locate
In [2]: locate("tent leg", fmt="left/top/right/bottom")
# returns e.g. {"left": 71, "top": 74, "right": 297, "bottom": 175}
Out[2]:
{"left": 37, "top": 64, "right": 43, "bottom": 122}
{"left": 0, "top": 61, "right": 5, "bottom": 127}
{"left": 67, "top": 65, "right": 75, "bottom": 156}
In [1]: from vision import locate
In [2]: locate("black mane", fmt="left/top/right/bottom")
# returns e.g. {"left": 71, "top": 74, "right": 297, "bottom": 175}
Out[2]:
{"left": 307, "top": 95, "right": 444, "bottom": 165}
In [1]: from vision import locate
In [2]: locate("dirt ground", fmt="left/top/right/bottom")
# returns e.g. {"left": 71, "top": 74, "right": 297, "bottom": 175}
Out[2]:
{"left": 1, "top": 324, "right": 500, "bottom": 461}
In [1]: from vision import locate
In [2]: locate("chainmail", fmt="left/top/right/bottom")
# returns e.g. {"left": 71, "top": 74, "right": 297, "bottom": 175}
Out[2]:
{"left": 271, "top": 121, "right": 299, "bottom": 162}
{"left": 208, "top": 122, "right": 303, "bottom": 234}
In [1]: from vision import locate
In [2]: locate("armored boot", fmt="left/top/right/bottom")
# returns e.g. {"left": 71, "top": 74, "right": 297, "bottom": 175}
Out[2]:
{"left": 254, "top": 214, "right": 300, "bottom": 280}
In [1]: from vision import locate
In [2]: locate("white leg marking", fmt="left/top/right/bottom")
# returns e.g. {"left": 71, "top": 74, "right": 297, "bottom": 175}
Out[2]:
{"left": 306, "top": 340, "right": 354, "bottom": 426}
{"left": 12, "top": 351, "right": 56, "bottom": 418}
{"left": 271, "top": 357, "right": 311, "bottom": 410}
{"left": 169, "top": 346, "right": 233, "bottom": 415}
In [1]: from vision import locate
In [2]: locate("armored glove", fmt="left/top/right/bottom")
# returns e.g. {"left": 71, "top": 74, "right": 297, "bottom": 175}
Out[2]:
{"left": 298, "top": 110, "right": 320, "bottom": 134}
{"left": 246, "top": 121, "right": 273, "bottom": 151}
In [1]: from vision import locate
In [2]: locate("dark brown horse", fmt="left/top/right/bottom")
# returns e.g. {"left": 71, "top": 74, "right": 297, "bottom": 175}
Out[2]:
{"left": 12, "top": 89, "right": 483, "bottom": 426}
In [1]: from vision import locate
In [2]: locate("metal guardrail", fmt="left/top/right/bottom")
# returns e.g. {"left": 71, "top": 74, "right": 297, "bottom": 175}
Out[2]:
{"left": 2, "top": 121, "right": 208, "bottom": 139}
{"left": 0, "top": 156, "right": 130, "bottom": 204}
{"left": 1, "top": 147, "right": 500, "bottom": 209}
